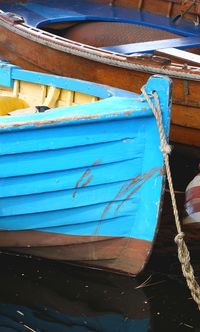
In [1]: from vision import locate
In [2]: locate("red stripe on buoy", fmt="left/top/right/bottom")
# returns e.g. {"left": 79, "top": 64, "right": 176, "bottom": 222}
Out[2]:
{"left": 186, "top": 186, "right": 200, "bottom": 202}
{"left": 185, "top": 198, "right": 200, "bottom": 215}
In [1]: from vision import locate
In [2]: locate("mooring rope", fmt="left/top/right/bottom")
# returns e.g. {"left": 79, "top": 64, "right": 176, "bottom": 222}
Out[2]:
{"left": 141, "top": 86, "right": 200, "bottom": 310}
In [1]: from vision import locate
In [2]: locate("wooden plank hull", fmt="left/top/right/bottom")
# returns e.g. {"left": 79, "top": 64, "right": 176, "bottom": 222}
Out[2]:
{"left": 0, "top": 232, "right": 152, "bottom": 275}
{"left": 0, "top": 1, "right": 199, "bottom": 150}
{"left": 93, "top": 0, "right": 200, "bottom": 23}
{"left": 0, "top": 24, "right": 199, "bottom": 149}
{"left": 0, "top": 64, "right": 172, "bottom": 275}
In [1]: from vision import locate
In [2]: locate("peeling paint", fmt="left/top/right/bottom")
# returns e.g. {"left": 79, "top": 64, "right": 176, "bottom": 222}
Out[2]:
{"left": 0, "top": 109, "right": 139, "bottom": 129}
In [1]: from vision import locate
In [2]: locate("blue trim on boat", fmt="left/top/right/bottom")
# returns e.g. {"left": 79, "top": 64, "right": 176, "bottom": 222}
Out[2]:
{"left": 0, "top": 0, "right": 200, "bottom": 37}
{"left": 103, "top": 36, "right": 200, "bottom": 55}
{"left": 0, "top": 62, "right": 136, "bottom": 99}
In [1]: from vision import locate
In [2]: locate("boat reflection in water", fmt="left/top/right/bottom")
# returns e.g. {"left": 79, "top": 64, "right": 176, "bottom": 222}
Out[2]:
{"left": 0, "top": 253, "right": 150, "bottom": 332}
{"left": 0, "top": 305, "right": 149, "bottom": 332}
{"left": 1, "top": 246, "right": 200, "bottom": 331}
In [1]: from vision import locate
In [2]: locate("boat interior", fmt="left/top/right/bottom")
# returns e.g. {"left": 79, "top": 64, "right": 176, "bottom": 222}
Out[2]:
{"left": 0, "top": 0, "right": 200, "bottom": 65}
{"left": 0, "top": 80, "right": 100, "bottom": 116}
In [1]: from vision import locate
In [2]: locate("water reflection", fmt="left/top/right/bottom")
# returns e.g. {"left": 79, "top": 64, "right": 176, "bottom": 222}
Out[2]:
{"left": 0, "top": 252, "right": 150, "bottom": 332}
{"left": 0, "top": 249, "right": 200, "bottom": 332}
{"left": 0, "top": 304, "right": 149, "bottom": 332}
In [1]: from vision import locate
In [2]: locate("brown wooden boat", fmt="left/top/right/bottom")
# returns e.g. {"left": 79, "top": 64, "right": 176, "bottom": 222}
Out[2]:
{"left": 0, "top": 0, "right": 199, "bottom": 152}
{"left": 104, "top": 0, "right": 200, "bottom": 24}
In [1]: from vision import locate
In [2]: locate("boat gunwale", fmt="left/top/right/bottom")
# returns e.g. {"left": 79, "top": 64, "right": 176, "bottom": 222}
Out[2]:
{"left": 0, "top": 99, "right": 151, "bottom": 130}
{"left": 0, "top": 62, "right": 147, "bottom": 129}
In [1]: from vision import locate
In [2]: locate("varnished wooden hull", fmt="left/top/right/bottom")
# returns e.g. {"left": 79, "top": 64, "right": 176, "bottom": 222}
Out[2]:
{"left": 93, "top": 0, "right": 200, "bottom": 23}
{"left": 0, "top": 24, "right": 200, "bottom": 152}
{"left": 0, "top": 1, "right": 199, "bottom": 150}
{"left": 0, "top": 24, "right": 199, "bottom": 149}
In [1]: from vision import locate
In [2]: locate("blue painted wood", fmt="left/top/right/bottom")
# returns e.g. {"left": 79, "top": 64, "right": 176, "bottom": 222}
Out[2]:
{"left": 0, "top": 63, "right": 172, "bottom": 243}
{"left": 0, "top": 201, "right": 136, "bottom": 231}
{"left": 0, "top": 0, "right": 200, "bottom": 38}
{"left": 0, "top": 179, "right": 142, "bottom": 216}
{"left": 0, "top": 139, "right": 142, "bottom": 177}
{"left": 0, "top": 62, "right": 135, "bottom": 97}
{"left": 0, "top": 119, "right": 140, "bottom": 155}
{"left": 0, "top": 159, "right": 141, "bottom": 197}
{"left": 103, "top": 36, "right": 200, "bottom": 55}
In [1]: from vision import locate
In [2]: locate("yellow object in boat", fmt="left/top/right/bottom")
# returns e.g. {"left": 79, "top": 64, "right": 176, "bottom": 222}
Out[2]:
{"left": 0, "top": 79, "right": 100, "bottom": 117}
{"left": 0, "top": 96, "right": 29, "bottom": 116}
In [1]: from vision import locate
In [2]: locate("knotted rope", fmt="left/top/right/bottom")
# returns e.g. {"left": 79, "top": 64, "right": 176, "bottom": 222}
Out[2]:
{"left": 142, "top": 87, "right": 200, "bottom": 310}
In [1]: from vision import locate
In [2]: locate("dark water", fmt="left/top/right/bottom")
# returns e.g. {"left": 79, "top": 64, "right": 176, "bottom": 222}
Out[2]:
{"left": 0, "top": 249, "right": 200, "bottom": 332}
{"left": 0, "top": 150, "right": 199, "bottom": 332}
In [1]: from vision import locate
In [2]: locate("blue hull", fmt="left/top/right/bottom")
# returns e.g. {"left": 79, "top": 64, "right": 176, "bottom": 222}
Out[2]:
{"left": 0, "top": 63, "right": 172, "bottom": 275}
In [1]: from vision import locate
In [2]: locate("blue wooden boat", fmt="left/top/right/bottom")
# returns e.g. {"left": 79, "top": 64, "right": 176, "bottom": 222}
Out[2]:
{"left": 0, "top": 0, "right": 199, "bottom": 150}
{"left": 0, "top": 62, "right": 172, "bottom": 275}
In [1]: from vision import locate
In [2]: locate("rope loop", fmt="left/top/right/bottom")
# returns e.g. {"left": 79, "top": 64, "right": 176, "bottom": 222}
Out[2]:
{"left": 174, "top": 231, "right": 185, "bottom": 243}
{"left": 142, "top": 86, "right": 200, "bottom": 310}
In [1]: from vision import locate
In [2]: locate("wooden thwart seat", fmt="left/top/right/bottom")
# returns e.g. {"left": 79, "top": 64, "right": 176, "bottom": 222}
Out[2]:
{"left": 156, "top": 48, "right": 200, "bottom": 66}
{"left": 103, "top": 36, "right": 200, "bottom": 55}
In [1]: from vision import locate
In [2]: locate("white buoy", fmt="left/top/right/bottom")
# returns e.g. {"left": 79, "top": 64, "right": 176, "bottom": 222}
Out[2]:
{"left": 183, "top": 165, "right": 200, "bottom": 227}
